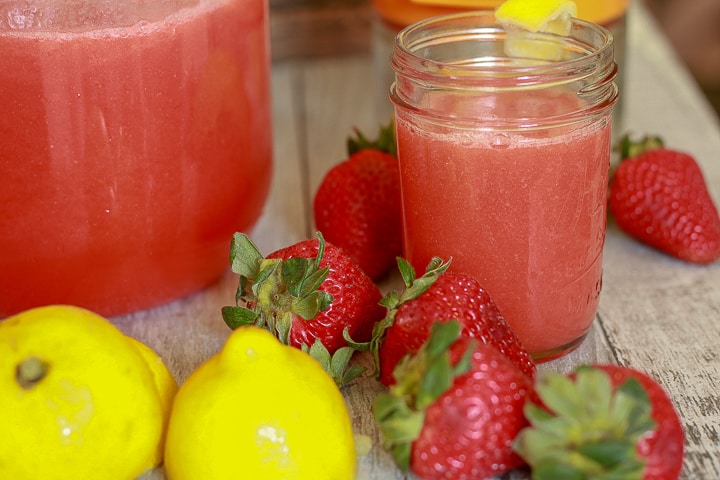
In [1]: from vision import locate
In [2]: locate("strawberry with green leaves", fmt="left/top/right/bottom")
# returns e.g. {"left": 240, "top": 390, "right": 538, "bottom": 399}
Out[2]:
{"left": 374, "top": 320, "right": 534, "bottom": 480}
{"left": 609, "top": 134, "right": 720, "bottom": 264}
{"left": 515, "top": 364, "right": 685, "bottom": 480}
{"left": 221, "top": 232, "right": 385, "bottom": 385}
{"left": 356, "top": 257, "right": 536, "bottom": 386}
{"left": 313, "top": 122, "right": 402, "bottom": 280}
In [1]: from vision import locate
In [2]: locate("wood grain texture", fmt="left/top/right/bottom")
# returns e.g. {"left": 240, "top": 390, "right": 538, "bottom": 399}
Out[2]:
{"left": 125, "top": 2, "right": 719, "bottom": 479}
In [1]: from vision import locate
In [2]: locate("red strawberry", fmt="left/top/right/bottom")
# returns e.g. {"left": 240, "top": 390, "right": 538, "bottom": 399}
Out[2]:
{"left": 374, "top": 321, "right": 534, "bottom": 479}
{"left": 515, "top": 364, "right": 685, "bottom": 480}
{"left": 221, "top": 232, "right": 385, "bottom": 385}
{"left": 313, "top": 123, "right": 402, "bottom": 280}
{"left": 609, "top": 134, "right": 720, "bottom": 264}
{"left": 362, "top": 257, "right": 535, "bottom": 386}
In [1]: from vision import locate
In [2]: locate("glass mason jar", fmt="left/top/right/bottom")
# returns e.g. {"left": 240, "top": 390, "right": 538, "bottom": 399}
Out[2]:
{"left": 391, "top": 11, "right": 618, "bottom": 360}
{"left": 0, "top": 0, "right": 273, "bottom": 317}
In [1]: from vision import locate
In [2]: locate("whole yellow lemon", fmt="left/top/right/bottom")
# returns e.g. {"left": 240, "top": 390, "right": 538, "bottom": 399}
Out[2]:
{"left": 164, "top": 326, "right": 357, "bottom": 480}
{"left": 0, "top": 305, "right": 176, "bottom": 479}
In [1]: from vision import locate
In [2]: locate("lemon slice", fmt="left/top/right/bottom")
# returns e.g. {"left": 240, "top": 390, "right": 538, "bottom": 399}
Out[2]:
{"left": 495, "top": 0, "right": 577, "bottom": 61}
{"left": 496, "top": 0, "right": 577, "bottom": 34}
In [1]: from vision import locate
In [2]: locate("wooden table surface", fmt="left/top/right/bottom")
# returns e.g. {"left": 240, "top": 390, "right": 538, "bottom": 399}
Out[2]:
{"left": 127, "top": 2, "right": 720, "bottom": 478}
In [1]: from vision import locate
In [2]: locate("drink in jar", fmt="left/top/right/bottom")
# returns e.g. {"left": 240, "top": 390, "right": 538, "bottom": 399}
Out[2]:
{"left": 391, "top": 11, "right": 618, "bottom": 359}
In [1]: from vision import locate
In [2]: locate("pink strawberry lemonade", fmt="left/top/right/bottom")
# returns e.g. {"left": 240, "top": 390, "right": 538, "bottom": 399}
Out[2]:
{"left": 396, "top": 90, "right": 611, "bottom": 358}
{"left": 0, "top": 0, "right": 272, "bottom": 317}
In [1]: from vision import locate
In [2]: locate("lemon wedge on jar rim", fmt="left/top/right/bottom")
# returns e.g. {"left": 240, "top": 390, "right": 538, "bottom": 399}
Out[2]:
{"left": 495, "top": 0, "right": 578, "bottom": 60}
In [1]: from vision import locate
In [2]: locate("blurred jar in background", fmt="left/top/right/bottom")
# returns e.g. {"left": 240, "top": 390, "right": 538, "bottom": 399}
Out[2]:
{"left": 0, "top": 0, "right": 273, "bottom": 318}
{"left": 373, "top": 0, "right": 629, "bottom": 121}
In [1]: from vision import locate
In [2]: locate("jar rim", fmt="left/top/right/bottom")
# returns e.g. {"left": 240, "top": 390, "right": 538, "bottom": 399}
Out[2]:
{"left": 392, "top": 10, "right": 615, "bottom": 82}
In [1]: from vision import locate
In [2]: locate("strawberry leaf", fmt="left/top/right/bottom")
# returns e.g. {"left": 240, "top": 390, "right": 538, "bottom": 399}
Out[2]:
{"left": 281, "top": 257, "right": 313, "bottom": 296}
{"left": 305, "top": 340, "right": 366, "bottom": 388}
{"left": 347, "top": 120, "right": 397, "bottom": 157}
{"left": 534, "top": 371, "right": 587, "bottom": 422}
{"left": 574, "top": 366, "right": 613, "bottom": 420}
{"left": 379, "top": 290, "right": 400, "bottom": 310}
{"left": 415, "top": 349, "right": 452, "bottom": 410}
{"left": 373, "top": 394, "right": 424, "bottom": 471}
{"left": 533, "top": 462, "right": 585, "bottom": 480}
{"left": 275, "top": 314, "right": 292, "bottom": 345}
{"left": 373, "top": 392, "right": 425, "bottom": 439}
{"left": 514, "top": 366, "right": 657, "bottom": 479}
{"left": 613, "top": 378, "right": 655, "bottom": 436}
{"left": 617, "top": 133, "right": 664, "bottom": 160}
{"left": 307, "top": 338, "right": 332, "bottom": 370}
{"left": 228, "top": 232, "right": 264, "bottom": 278}
{"left": 396, "top": 257, "right": 417, "bottom": 288}
{"left": 396, "top": 256, "right": 449, "bottom": 305}
{"left": 254, "top": 259, "right": 280, "bottom": 287}
{"left": 293, "top": 291, "right": 331, "bottom": 321}
{"left": 416, "top": 327, "right": 474, "bottom": 410}
{"left": 577, "top": 440, "right": 637, "bottom": 468}
{"left": 221, "top": 305, "right": 259, "bottom": 329}
{"left": 378, "top": 406, "right": 425, "bottom": 444}
{"left": 300, "top": 267, "right": 331, "bottom": 301}
{"left": 329, "top": 346, "right": 353, "bottom": 374}
{"left": 342, "top": 364, "right": 367, "bottom": 386}
{"left": 374, "top": 321, "right": 474, "bottom": 471}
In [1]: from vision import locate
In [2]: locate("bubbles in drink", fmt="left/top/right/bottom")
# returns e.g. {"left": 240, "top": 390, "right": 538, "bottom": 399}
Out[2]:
{"left": 490, "top": 133, "right": 511, "bottom": 149}
{"left": 4, "top": 4, "right": 48, "bottom": 29}
{"left": 0, "top": 0, "right": 200, "bottom": 32}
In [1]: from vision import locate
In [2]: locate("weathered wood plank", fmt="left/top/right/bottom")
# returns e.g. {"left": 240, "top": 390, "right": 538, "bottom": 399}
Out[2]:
{"left": 301, "top": 55, "right": 388, "bottom": 192}
{"left": 253, "top": 61, "right": 310, "bottom": 249}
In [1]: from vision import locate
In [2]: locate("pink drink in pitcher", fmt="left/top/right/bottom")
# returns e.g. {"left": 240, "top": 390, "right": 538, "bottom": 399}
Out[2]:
{"left": 0, "top": 0, "right": 272, "bottom": 317}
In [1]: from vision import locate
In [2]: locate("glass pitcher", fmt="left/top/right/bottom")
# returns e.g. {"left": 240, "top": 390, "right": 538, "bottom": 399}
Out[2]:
{"left": 0, "top": 0, "right": 273, "bottom": 317}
